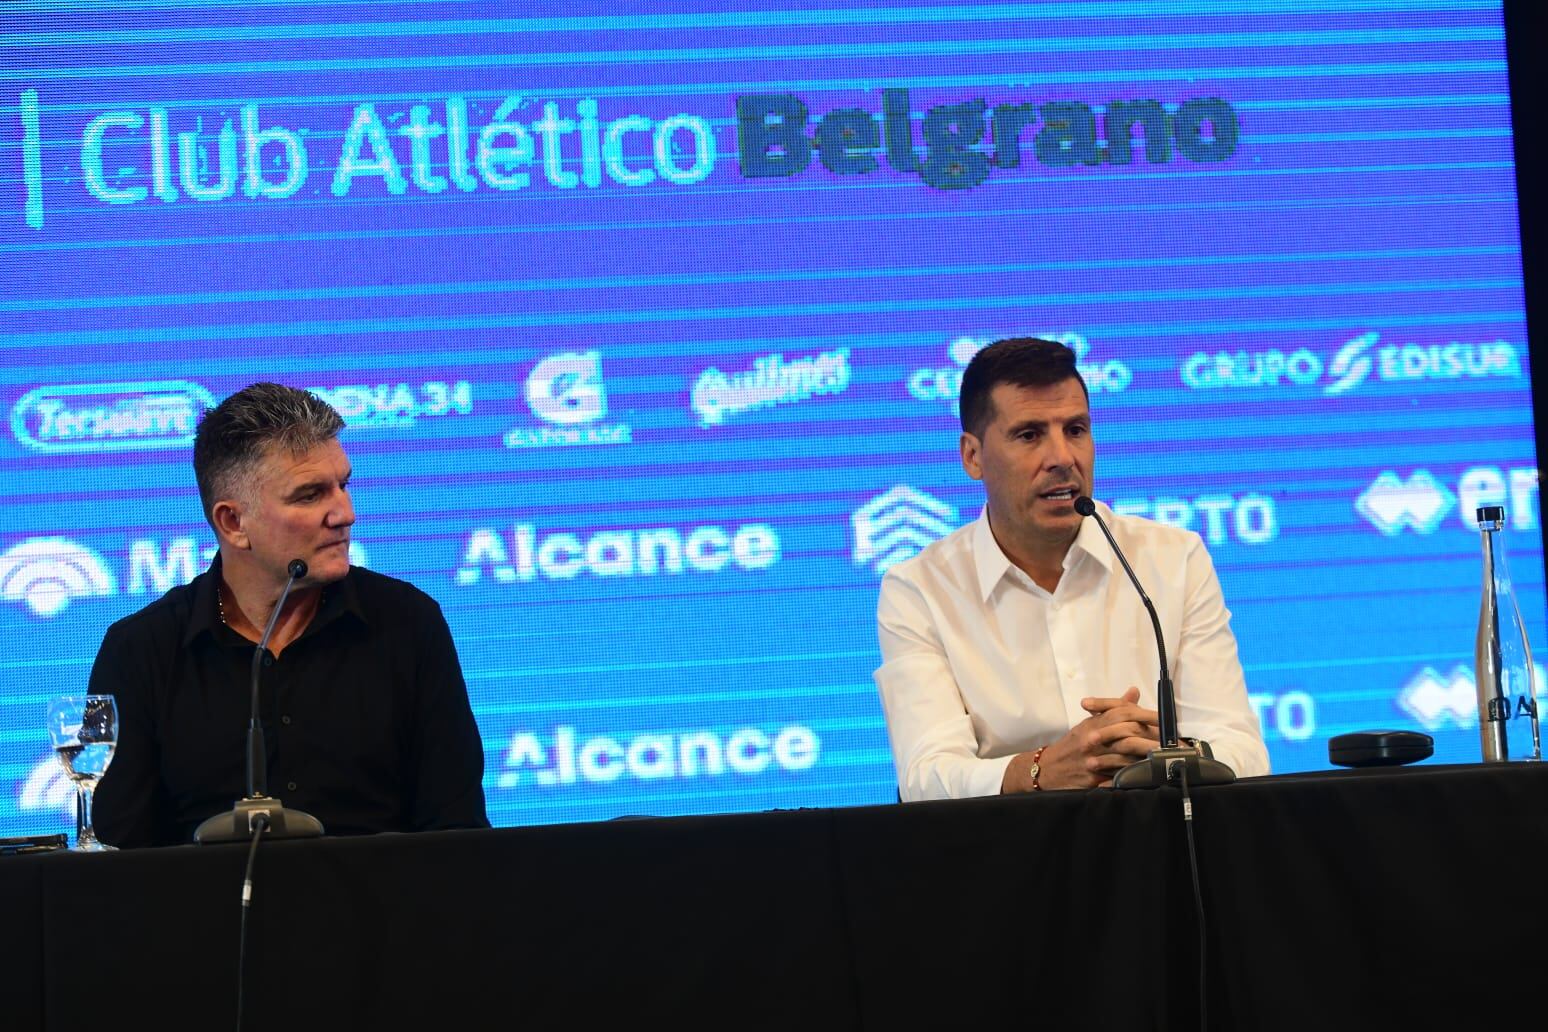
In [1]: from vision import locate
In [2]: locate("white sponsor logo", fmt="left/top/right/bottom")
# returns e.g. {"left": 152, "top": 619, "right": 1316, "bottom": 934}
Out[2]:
{"left": 1180, "top": 348, "right": 1322, "bottom": 389}
{"left": 852, "top": 486, "right": 957, "bottom": 575}
{"left": 691, "top": 348, "right": 850, "bottom": 427}
{"left": 1355, "top": 466, "right": 1538, "bottom": 536}
{"left": 1322, "top": 332, "right": 1519, "bottom": 395}
{"left": 19, "top": 756, "right": 75, "bottom": 815}
{"left": 456, "top": 522, "right": 781, "bottom": 584}
{"left": 1397, "top": 664, "right": 1547, "bottom": 731}
{"left": 1247, "top": 691, "right": 1316, "bottom": 742}
{"left": 308, "top": 380, "right": 473, "bottom": 429}
{"left": 1356, "top": 470, "right": 1455, "bottom": 536}
{"left": 1323, "top": 332, "right": 1378, "bottom": 396}
{"left": 906, "top": 333, "right": 1128, "bottom": 412}
{"left": 11, "top": 380, "right": 215, "bottom": 453}
{"left": 126, "top": 536, "right": 369, "bottom": 595}
{"left": 0, "top": 535, "right": 369, "bottom": 619}
{"left": 504, "top": 351, "right": 632, "bottom": 447}
{"left": 0, "top": 538, "right": 116, "bottom": 617}
{"left": 1109, "top": 494, "right": 1278, "bottom": 545}
{"left": 495, "top": 723, "right": 819, "bottom": 788}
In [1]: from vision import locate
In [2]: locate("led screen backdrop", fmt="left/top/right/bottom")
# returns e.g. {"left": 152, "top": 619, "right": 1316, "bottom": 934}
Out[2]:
{"left": 1, "top": 0, "right": 1540, "bottom": 835}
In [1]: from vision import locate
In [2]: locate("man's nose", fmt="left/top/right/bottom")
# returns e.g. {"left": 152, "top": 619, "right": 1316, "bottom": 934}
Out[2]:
{"left": 1044, "top": 434, "right": 1074, "bottom": 469}
{"left": 329, "top": 489, "right": 356, "bottom": 528}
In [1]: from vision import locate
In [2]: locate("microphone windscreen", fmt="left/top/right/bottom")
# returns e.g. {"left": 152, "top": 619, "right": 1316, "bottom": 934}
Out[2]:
{"left": 1073, "top": 496, "right": 1096, "bottom": 517}
{"left": 287, "top": 559, "right": 309, "bottom": 579}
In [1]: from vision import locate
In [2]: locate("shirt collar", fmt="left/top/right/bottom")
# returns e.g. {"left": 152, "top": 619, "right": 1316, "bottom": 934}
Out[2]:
{"left": 970, "top": 502, "right": 1116, "bottom": 602}
{"left": 182, "top": 553, "right": 369, "bottom": 648}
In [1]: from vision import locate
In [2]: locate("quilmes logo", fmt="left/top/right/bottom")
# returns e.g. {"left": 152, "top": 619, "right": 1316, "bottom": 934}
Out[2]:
{"left": 852, "top": 486, "right": 957, "bottom": 575}
{"left": 1397, "top": 663, "right": 1547, "bottom": 731}
{"left": 907, "top": 333, "right": 1128, "bottom": 412}
{"left": 308, "top": 380, "right": 473, "bottom": 429}
{"left": 1323, "top": 332, "right": 1520, "bottom": 396}
{"left": 11, "top": 381, "right": 215, "bottom": 453}
{"left": 495, "top": 723, "right": 819, "bottom": 788}
{"left": 0, "top": 538, "right": 116, "bottom": 617}
{"left": 503, "top": 351, "right": 632, "bottom": 448}
{"left": 455, "top": 521, "right": 781, "bottom": 584}
{"left": 691, "top": 348, "right": 850, "bottom": 427}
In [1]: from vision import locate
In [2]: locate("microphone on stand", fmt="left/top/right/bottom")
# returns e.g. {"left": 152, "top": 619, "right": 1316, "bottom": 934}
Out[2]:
{"left": 195, "top": 559, "right": 325, "bottom": 844}
{"left": 1073, "top": 497, "right": 1235, "bottom": 790}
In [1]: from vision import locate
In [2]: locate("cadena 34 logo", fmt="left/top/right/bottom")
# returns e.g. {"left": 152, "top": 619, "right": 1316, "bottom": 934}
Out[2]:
{"left": 11, "top": 381, "right": 215, "bottom": 453}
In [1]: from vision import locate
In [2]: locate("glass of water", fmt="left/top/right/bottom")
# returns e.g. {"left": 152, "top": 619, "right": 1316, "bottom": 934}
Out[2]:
{"left": 47, "top": 695, "right": 118, "bottom": 852}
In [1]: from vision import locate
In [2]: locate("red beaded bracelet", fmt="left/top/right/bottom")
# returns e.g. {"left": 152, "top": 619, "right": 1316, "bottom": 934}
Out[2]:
{"left": 1030, "top": 745, "right": 1048, "bottom": 792}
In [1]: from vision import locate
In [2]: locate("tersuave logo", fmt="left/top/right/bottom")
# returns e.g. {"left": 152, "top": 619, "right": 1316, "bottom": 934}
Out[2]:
{"left": 456, "top": 522, "right": 781, "bottom": 584}
{"left": 11, "top": 381, "right": 215, "bottom": 453}
{"left": 852, "top": 486, "right": 957, "bottom": 575}
{"left": 503, "top": 351, "right": 632, "bottom": 448}
{"left": 494, "top": 724, "right": 819, "bottom": 788}
{"left": 308, "top": 380, "right": 472, "bottom": 429}
{"left": 691, "top": 348, "right": 850, "bottom": 427}
{"left": 0, "top": 538, "right": 116, "bottom": 617}
{"left": 907, "top": 333, "right": 1128, "bottom": 412}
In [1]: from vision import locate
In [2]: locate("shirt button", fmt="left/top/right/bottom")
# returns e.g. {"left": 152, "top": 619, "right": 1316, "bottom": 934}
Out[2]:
{"left": 263, "top": 654, "right": 273, "bottom": 667}
{"left": 281, "top": 715, "right": 292, "bottom": 725}
{"left": 286, "top": 781, "right": 298, "bottom": 792}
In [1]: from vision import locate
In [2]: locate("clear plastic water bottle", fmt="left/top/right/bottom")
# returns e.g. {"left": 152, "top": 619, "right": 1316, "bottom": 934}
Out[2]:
{"left": 1475, "top": 505, "right": 1541, "bottom": 762}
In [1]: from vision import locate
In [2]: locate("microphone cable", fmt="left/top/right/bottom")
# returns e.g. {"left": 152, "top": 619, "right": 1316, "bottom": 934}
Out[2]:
{"left": 1175, "top": 761, "right": 1209, "bottom": 1032}
{"left": 235, "top": 813, "right": 268, "bottom": 1032}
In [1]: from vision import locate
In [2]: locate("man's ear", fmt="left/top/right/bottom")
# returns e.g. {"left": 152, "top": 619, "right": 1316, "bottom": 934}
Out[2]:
{"left": 959, "top": 431, "right": 984, "bottom": 481}
{"left": 211, "top": 499, "right": 249, "bottom": 550}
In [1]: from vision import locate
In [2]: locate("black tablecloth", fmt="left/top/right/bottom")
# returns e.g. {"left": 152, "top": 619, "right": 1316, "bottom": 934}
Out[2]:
{"left": 5, "top": 762, "right": 1544, "bottom": 1030}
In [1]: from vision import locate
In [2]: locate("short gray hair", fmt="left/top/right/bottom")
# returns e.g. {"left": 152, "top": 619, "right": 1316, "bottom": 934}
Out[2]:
{"left": 193, "top": 382, "right": 345, "bottom": 526}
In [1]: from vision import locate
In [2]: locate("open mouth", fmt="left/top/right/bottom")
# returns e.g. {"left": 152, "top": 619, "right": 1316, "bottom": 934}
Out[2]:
{"left": 1038, "top": 487, "right": 1078, "bottom": 503}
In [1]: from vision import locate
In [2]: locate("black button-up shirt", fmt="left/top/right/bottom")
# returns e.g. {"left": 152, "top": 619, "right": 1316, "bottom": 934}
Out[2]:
{"left": 92, "top": 557, "right": 489, "bottom": 847}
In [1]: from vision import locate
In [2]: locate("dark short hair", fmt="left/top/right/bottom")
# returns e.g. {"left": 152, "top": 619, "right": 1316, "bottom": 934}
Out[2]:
{"left": 959, "top": 337, "right": 1087, "bottom": 437}
{"left": 193, "top": 382, "right": 345, "bottom": 526}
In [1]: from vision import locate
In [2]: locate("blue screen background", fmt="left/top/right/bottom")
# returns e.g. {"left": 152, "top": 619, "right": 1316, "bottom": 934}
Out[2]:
{"left": 1, "top": 0, "right": 1540, "bottom": 834}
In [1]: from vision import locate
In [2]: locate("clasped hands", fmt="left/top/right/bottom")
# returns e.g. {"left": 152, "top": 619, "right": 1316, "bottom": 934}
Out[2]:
{"left": 1000, "top": 687, "right": 1160, "bottom": 793}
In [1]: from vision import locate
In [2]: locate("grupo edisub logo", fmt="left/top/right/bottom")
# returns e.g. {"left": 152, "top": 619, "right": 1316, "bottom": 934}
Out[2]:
{"left": 11, "top": 381, "right": 215, "bottom": 453}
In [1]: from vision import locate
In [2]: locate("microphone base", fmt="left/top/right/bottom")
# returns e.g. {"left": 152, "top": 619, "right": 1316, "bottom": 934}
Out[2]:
{"left": 1111, "top": 746, "right": 1236, "bottom": 790}
{"left": 193, "top": 796, "right": 325, "bottom": 844}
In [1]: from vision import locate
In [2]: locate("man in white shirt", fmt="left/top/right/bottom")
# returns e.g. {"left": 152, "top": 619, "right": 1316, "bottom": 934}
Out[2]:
{"left": 875, "top": 338, "right": 1269, "bottom": 800}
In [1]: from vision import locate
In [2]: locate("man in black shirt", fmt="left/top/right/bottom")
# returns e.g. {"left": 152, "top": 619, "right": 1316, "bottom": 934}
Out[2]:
{"left": 93, "top": 382, "right": 489, "bottom": 847}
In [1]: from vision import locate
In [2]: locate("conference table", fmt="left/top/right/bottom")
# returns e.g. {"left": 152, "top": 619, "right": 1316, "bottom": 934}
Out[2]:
{"left": 4, "top": 762, "right": 1543, "bottom": 1030}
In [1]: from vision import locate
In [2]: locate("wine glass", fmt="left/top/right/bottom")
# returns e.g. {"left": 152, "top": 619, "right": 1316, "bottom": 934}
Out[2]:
{"left": 47, "top": 695, "right": 118, "bottom": 852}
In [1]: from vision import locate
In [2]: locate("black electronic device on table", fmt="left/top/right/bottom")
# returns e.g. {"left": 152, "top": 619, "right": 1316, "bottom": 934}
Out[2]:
{"left": 1328, "top": 730, "right": 1435, "bottom": 768}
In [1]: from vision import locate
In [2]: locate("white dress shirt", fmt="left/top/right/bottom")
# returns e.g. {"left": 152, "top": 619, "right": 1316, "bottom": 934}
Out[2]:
{"left": 874, "top": 500, "right": 1270, "bottom": 800}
